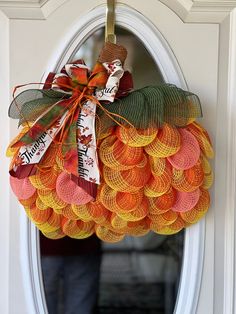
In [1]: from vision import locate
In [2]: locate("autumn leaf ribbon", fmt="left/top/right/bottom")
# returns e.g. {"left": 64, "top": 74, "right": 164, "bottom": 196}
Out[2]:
{"left": 8, "top": 59, "right": 133, "bottom": 183}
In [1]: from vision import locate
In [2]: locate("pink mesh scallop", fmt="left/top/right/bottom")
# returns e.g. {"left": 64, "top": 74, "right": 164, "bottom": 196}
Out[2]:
{"left": 167, "top": 128, "right": 200, "bottom": 170}
{"left": 172, "top": 188, "right": 200, "bottom": 212}
{"left": 56, "top": 172, "right": 93, "bottom": 205}
{"left": 10, "top": 175, "right": 36, "bottom": 200}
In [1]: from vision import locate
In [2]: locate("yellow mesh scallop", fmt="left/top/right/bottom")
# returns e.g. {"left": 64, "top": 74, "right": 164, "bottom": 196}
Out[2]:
{"left": 99, "top": 135, "right": 143, "bottom": 170}
{"left": 148, "top": 156, "right": 168, "bottom": 176}
{"left": 155, "top": 216, "right": 185, "bottom": 235}
{"left": 42, "top": 228, "right": 65, "bottom": 239}
{"left": 6, "top": 125, "right": 30, "bottom": 157}
{"left": 95, "top": 225, "right": 125, "bottom": 242}
{"left": 61, "top": 205, "right": 80, "bottom": 220}
{"left": 110, "top": 213, "right": 128, "bottom": 230}
{"left": 144, "top": 168, "right": 171, "bottom": 197}
{"left": 36, "top": 197, "right": 50, "bottom": 210}
{"left": 38, "top": 189, "right": 67, "bottom": 209}
{"left": 149, "top": 210, "right": 178, "bottom": 229}
{"left": 145, "top": 124, "right": 181, "bottom": 157}
{"left": 116, "top": 126, "right": 158, "bottom": 147}
{"left": 187, "top": 122, "right": 214, "bottom": 159}
{"left": 62, "top": 219, "right": 95, "bottom": 239}
{"left": 172, "top": 160, "right": 204, "bottom": 192}
{"left": 200, "top": 155, "right": 214, "bottom": 189}
{"left": 55, "top": 155, "right": 64, "bottom": 171}
{"left": 53, "top": 162, "right": 63, "bottom": 174}
{"left": 202, "top": 171, "right": 214, "bottom": 190}
{"left": 71, "top": 204, "right": 93, "bottom": 222}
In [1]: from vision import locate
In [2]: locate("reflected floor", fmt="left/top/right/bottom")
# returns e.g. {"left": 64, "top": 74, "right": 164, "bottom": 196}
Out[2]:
{"left": 44, "top": 232, "right": 183, "bottom": 314}
{"left": 96, "top": 233, "right": 183, "bottom": 314}
{"left": 98, "top": 271, "right": 175, "bottom": 313}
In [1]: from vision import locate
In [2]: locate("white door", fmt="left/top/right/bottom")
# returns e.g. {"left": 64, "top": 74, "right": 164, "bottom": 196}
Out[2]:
{"left": 1, "top": 1, "right": 236, "bottom": 313}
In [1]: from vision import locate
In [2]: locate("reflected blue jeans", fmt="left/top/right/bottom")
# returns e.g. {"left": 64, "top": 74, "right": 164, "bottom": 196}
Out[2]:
{"left": 41, "top": 255, "right": 101, "bottom": 314}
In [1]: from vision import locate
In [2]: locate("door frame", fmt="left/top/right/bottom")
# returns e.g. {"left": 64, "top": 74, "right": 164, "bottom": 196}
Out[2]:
{"left": 1, "top": 2, "right": 236, "bottom": 314}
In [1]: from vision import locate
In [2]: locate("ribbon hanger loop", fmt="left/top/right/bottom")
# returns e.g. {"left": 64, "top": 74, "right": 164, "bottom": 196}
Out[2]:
{"left": 105, "top": 0, "right": 116, "bottom": 44}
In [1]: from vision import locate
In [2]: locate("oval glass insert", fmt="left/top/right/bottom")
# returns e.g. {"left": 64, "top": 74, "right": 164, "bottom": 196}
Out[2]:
{"left": 40, "top": 26, "right": 184, "bottom": 314}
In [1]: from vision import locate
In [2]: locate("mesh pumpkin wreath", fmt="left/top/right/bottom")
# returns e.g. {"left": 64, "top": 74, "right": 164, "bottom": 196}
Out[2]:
{"left": 7, "top": 42, "right": 213, "bottom": 242}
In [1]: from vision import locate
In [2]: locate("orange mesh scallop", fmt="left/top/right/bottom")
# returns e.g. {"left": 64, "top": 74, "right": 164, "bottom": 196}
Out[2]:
{"left": 99, "top": 135, "right": 143, "bottom": 170}
{"left": 148, "top": 188, "right": 176, "bottom": 215}
{"left": 144, "top": 159, "right": 171, "bottom": 197}
{"left": 126, "top": 218, "right": 150, "bottom": 237}
{"left": 95, "top": 225, "right": 125, "bottom": 242}
{"left": 116, "top": 126, "right": 158, "bottom": 147}
{"left": 56, "top": 172, "right": 93, "bottom": 205}
{"left": 19, "top": 192, "right": 37, "bottom": 207}
{"left": 172, "top": 160, "right": 204, "bottom": 192}
{"left": 37, "top": 212, "right": 62, "bottom": 233}
{"left": 62, "top": 219, "right": 95, "bottom": 239}
{"left": 88, "top": 201, "right": 111, "bottom": 224}
{"left": 29, "top": 170, "right": 58, "bottom": 190}
{"left": 145, "top": 124, "right": 181, "bottom": 157}
{"left": 10, "top": 176, "right": 36, "bottom": 200}
{"left": 172, "top": 189, "right": 200, "bottom": 212}
{"left": 168, "top": 128, "right": 200, "bottom": 170}
{"left": 61, "top": 205, "right": 80, "bottom": 220}
{"left": 28, "top": 207, "right": 52, "bottom": 225}
{"left": 103, "top": 163, "right": 149, "bottom": 193}
{"left": 116, "top": 197, "right": 149, "bottom": 222}
{"left": 38, "top": 143, "right": 60, "bottom": 168}
{"left": 98, "top": 184, "right": 143, "bottom": 213}
{"left": 38, "top": 189, "right": 67, "bottom": 209}
{"left": 187, "top": 122, "right": 214, "bottom": 159}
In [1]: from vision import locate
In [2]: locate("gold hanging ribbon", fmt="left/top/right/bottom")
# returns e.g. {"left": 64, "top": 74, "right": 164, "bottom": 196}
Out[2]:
{"left": 105, "top": 0, "right": 116, "bottom": 44}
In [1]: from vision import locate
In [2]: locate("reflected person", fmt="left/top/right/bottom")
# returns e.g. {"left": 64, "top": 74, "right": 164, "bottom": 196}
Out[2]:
{"left": 40, "top": 234, "right": 101, "bottom": 314}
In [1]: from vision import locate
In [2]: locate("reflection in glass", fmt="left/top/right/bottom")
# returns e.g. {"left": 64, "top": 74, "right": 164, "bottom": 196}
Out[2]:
{"left": 41, "top": 26, "right": 184, "bottom": 314}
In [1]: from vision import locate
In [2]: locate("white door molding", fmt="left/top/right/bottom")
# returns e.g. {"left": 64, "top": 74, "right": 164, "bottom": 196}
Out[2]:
{"left": 1, "top": 1, "right": 236, "bottom": 314}
{"left": 218, "top": 10, "right": 236, "bottom": 314}
{"left": 0, "top": 10, "right": 10, "bottom": 314}
{"left": 0, "top": 0, "right": 236, "bottom": 22}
